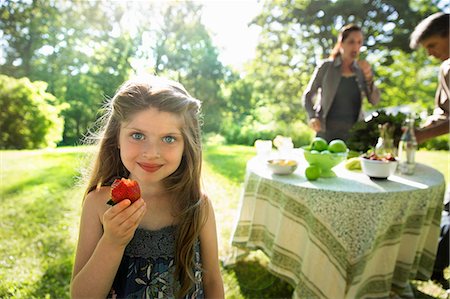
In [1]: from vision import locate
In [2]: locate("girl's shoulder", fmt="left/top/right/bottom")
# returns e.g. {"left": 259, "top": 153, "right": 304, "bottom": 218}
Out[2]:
{"left": 199, "top": 193, "right": 215, "bottom": 223}
{"left": 199, "top": 193, "right": 211, "bottom": 209}
{"left": 83, "top": 185, "right": 111, "bottom": 216}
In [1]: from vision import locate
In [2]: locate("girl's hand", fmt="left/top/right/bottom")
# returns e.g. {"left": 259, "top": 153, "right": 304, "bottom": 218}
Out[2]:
{"left": 308, "top": 118, "right": 322, "bottom": 132}
{"left": 102, "top": 198, "right": 146, "bottom": 248}
{"left": 357, "top": 60, "right": 373, "bottom": 82}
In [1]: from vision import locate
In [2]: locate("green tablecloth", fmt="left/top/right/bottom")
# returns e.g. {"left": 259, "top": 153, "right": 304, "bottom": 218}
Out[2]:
{"left": 231, "top": 156, "right": 445, "bottom": 299}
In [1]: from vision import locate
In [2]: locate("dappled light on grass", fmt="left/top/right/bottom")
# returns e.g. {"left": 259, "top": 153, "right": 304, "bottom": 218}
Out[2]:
{"left": 0, "top": 148, "right": 85, "bottom": 298}
{"left": 411, "top": 280, "right": 450, "bottom": 299}
{"left": 223, "top": 251, "right": 294, "bottom": 298}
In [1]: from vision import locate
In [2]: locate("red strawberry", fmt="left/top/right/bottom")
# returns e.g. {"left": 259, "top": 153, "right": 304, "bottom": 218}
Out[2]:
{"left": 107, "top": 178, "right": 141, "bottom": 206}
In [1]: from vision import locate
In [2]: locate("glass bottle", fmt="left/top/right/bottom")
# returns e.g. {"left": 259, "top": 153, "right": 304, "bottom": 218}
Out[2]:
{"left": 398, "top": 114, "right": 418, "bottom": 175}
{"left": 375, "top": 123, "right": 395, "bottom": 158}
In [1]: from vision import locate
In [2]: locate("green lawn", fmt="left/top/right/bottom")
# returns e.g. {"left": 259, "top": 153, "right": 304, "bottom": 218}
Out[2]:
{"left": 0, "top": 146, "right": 448, "bottom": 298}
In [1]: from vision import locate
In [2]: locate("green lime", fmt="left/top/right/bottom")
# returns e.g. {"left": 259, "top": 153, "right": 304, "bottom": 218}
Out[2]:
{"left": 305, "top": 165, "right": 321, "bottom": 181}
{"left": 310, "top": 137, "right": 328, "bottom": 152}
{"left": 328, "top": 139, "right": 348, "bottom": 153}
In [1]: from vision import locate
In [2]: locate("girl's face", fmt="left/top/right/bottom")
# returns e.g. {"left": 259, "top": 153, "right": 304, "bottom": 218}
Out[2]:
{"left": 339, "top": 31, "right": 364, "bottom": 62}
{"left": 118, "top": 107, "right": 185, "bottom": 188}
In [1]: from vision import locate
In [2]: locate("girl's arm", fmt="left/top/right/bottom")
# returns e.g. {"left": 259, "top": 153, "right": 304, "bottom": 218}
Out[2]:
{"left": 199, "top": 197, "right": 225, "bottom": 298}
{"left": 71, "top": 188, "right": 146, "bottom": 299}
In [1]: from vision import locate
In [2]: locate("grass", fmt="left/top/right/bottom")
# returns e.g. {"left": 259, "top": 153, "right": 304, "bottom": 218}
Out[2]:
{"left": 0, "top": 147, "right": 89, "bottom": 298}
{"left": 0, "top": 145, "right": 448, "bottom": 298}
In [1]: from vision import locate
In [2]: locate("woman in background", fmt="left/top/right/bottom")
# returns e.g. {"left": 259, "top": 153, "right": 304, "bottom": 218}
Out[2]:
{"left": 302, "top": 24, "right": 380, "bottom": 142}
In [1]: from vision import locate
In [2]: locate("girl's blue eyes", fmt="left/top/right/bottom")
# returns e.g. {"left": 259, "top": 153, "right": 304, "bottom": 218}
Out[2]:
{"left": 130, "top": 133, "right": 176, "bottom": 144}
{"left": 131, "top": 133, "right": 145, "bottom": 140}
{"left": 162, "top": 136, "right": 176, "bottom": 144}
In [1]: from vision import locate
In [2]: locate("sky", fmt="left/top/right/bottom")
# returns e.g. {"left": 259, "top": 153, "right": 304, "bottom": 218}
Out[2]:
{"left": 200, "top": 0, "right": 263, "bottom": 70}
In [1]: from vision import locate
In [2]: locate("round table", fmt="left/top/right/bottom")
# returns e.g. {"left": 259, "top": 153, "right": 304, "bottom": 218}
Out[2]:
{"left": 231, "top": 154, "right": 445, "bottom": 299}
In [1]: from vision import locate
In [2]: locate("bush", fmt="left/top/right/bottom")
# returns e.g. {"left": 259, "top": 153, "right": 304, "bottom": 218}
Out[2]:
{"left": 203, "top": 132, "right": 227, "bottom": 146}
{"left": 0, "top": 75, "right": 65, "bottom": 149}
{"left": 347, "top": 110, "right": 409, "bottom": 152}
{"left": 347, "top": 110, "right": 449, "bottom": 152}
{"left": 421, "top": 134, "right": 449, "bottom": 150}
{"left": 220, "top": 117, "right": 314, "bottom": 147}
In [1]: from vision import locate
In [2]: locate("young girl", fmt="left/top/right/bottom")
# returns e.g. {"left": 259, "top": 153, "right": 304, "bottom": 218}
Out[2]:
{"left": 71, "top": 75, "right": 224, "bottom": 298}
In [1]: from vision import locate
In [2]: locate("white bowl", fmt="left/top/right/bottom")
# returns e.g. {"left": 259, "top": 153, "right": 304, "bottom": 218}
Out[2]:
{"left": 360, "top": 157, "right": 398, "bottom": 179}
{"left": 267, "top": 159, "right": 298, "bottom": 175}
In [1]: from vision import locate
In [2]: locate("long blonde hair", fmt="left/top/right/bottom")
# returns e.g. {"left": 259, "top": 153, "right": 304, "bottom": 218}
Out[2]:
{"left": 83, "top": 75, "right": 206, "bottom": 297}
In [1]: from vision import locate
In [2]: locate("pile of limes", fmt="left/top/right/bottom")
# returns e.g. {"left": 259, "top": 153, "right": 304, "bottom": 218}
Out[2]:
{"left": 304, "top": 137, "right": 348, "bottom": 181}
{"left": 309, "top": 137, "right": 347, "bottom": 154}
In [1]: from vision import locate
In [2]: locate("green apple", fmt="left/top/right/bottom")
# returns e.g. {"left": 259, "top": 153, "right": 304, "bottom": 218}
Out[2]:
{"left": 305, "top": 165, "right": 321, "bottom": 180}
{"left": 328, "top": 139, "right": 348, "bottom": 153}
{"left": 310, "top": 137, "right": 328, "bottom": 152}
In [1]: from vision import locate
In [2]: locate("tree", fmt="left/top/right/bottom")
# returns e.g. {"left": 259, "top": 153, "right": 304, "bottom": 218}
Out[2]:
{"left": 375, "top": 49, "right": 438, "bottom": 110}
{"left": 143, "top": 2, "right": 226, "bottom": 133}
{"left": 1, "top": 1, "right": 226, "bottom": 143}
{"left": 239, "top": 0, "right": 447, "bottom": 141}
{"left": 0, "top": 75, "right": 65, "bottom": 149}
{"left": 254, "top": 0, "right": 447, "bottom": 58}
{"left": 0, "top": 0, "right": 141, "bottom": 145}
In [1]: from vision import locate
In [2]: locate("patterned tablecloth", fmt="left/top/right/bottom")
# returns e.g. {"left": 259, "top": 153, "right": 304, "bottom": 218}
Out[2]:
{"left": 231, "top": 155, "right": 445, "bottom": 299}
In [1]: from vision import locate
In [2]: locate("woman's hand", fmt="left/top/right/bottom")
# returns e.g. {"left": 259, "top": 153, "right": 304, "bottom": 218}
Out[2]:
{"left": 102, "top": 198, "right": 146, "bottom": 248}
{"left": 308, "top": 118, "right": 322, "bottom": 132}
{"left": 357, "top": 60, "right": 373, "bottom": 83}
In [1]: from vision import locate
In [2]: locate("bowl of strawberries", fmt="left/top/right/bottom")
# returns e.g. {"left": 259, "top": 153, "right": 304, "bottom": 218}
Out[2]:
{"left": 360, "top": 153, "right": 398, "bottom": 179}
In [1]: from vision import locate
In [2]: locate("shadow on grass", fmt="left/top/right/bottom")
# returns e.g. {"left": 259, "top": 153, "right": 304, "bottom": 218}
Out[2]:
{"left": 412, "top": 288, "right": 438, "bottom": 299}
{"left": 30, "top": 242, "right": 73, "bottom": 299}
{"left": 226, "top": 259, "right": 294, "bottom": 298}
{"left": 0, "top": 151, "right": 83, "bottom": 298}
{"left": 1, "top": 152, "right": 81, "bottom": 198}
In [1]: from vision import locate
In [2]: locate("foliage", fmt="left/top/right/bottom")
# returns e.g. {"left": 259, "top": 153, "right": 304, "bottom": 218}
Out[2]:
{"left": 254, "top": 0, "right": 447, "bottom": 56}
{"left": 375, "top": 49, "right": 438, "bottom": 109}
{"left": 348, "top": 108, "right": 449, "bottom": 152}
{"left": 0, "top": 0, "right": 448, "bottom": 148}
{"left": 421, "top": 134, "right": 449, "bottom": 151}
{"left": 0, "top": 1, "right": 227, "bottom": 142}
{"left": 148, "top": 2, "right": 226, "bottom": 133}
{"left": 221, "top": 109, "right": 314, "bottom": 147}
{"left": 0, "top": 1, "right": 142, "bottom": 145}
{"left": 0, "top": 75, "right": 65, "bottom": 149}
{"left": 239, "top": 0, "right": 446, "bottom": 148}
{"left": 346, "top": 110, "right": 408, "bottom": 152}
{"left": 219, "top": 69, "right": 314, "bottom": 146}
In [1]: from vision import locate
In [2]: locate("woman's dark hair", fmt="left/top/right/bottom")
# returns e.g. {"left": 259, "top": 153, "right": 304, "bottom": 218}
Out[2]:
{"left": 410, "top": 12, "right": 450, "bottom": 49}
{"left": 329, "top": 24, "right": 362, "bottom": 59}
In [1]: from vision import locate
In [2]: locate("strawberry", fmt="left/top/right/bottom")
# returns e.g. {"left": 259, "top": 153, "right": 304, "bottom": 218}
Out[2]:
{"left": 107, "top": 178, "right": 141, "bottom": 206}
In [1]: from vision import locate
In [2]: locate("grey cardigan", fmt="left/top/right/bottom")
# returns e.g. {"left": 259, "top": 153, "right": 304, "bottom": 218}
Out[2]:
{"left": 302, "top": 56, "right": 380, "bottom": 131}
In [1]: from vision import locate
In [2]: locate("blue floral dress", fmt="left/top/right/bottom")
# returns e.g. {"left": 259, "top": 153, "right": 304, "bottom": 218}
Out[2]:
{"left": 108, "top": 225, "right": 204, "bottom": 299}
